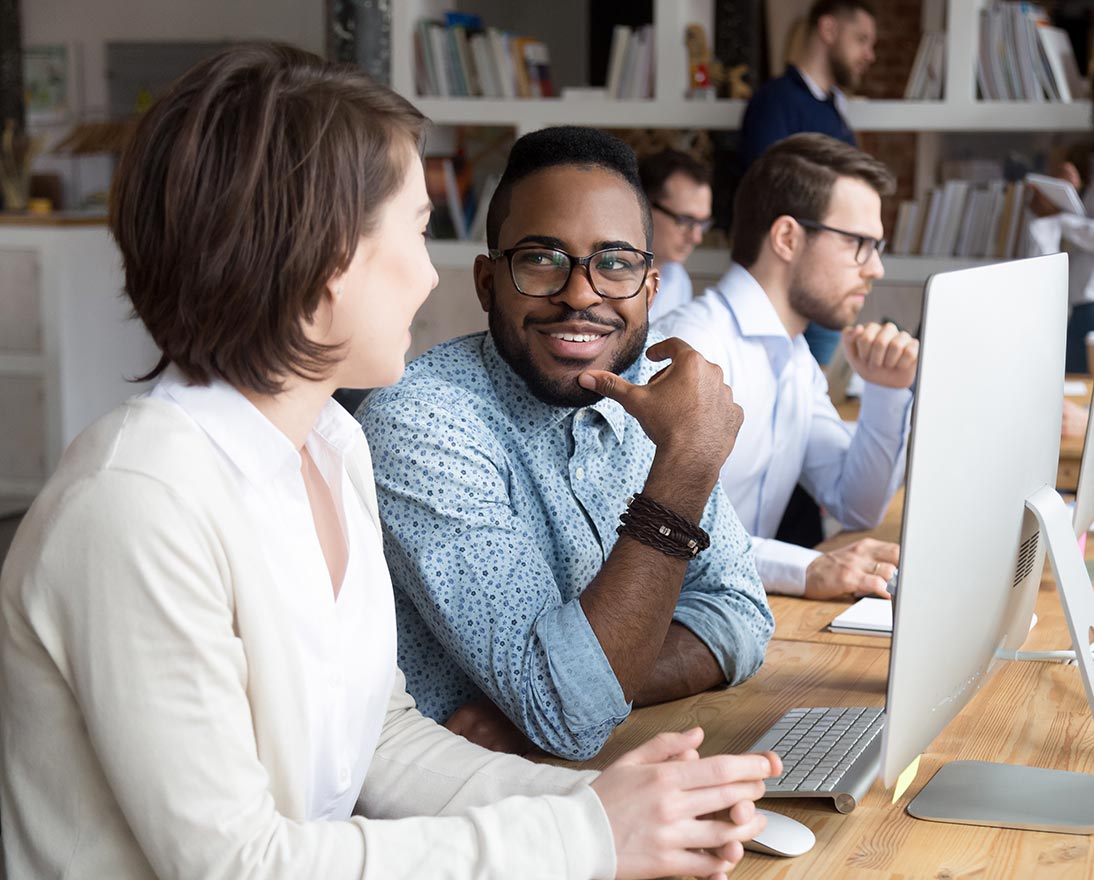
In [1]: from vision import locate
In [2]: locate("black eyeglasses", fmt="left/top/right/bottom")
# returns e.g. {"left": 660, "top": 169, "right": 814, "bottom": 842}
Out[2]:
{"left": 794, "top": 218, "right": 886, "bottom": 265}
{"left": 489, "top": 245, "right": 654, "bottom": 300}
{"left": 651, "top": 201, "right": 714, "bottom": 234}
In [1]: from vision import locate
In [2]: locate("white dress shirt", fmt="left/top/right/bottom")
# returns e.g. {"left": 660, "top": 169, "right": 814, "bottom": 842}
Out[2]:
{"left": 152, "top": 372, "right": 394, "bottom": 821}
{"left": 649, "top": 261, "right": 695, "bottom": 322}
{"left": 1028, "top": 184, "right": 1094, "bottom": 307}
{"left": 658, "top": 263, "right": 912, "bottom": 594}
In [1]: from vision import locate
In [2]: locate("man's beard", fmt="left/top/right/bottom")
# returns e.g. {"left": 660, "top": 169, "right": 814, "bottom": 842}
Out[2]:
{"left": 788, "top": 271, "right": 865, "bottom": 331}
{"left": 489, "top": 307, "right": 648, "bottom": 408}
{"left": 830, "top": 51, "right": 857, "bottom": 91}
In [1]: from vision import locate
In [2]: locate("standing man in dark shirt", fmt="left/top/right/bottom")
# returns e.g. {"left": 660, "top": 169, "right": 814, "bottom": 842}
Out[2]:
{"left": 739, "top": 0, "right": 877, "bottom": 366}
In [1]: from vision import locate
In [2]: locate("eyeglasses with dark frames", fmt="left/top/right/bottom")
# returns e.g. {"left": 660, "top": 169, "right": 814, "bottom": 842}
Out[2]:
{"left": 488, "top": 245, "right": 654, "bottom": 300}
{"left": 793, "top": 217, "right": 887, "bottom": 265}
{"left": 651, "top": 201, "right": 714, "bottom": 234}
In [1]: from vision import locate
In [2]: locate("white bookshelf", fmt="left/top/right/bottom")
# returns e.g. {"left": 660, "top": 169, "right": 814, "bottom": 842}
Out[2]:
{"left": 0, "top": 222, "right": 158, "bottom": 496}
{"left": 401, "top": 0, "right": 1088, "bottom": 292}
{"left": 394, "top": 0, "right": 1092, "bottom": 135}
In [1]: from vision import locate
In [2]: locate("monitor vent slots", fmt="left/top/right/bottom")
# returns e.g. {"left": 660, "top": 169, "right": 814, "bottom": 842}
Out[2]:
{"left": 1012, "top": 532, "right": 1040, "bottom": 587}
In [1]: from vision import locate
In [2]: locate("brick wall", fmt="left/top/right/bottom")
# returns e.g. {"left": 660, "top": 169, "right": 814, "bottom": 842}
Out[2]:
{"left": 858, "top": 0, "right": 923, "bottom": 101}
{"left": 858, "top": 0, "right": 923, "bottom": 236}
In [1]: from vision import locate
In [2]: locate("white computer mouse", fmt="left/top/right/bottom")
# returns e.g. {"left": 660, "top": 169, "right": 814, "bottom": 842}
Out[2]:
{"left": 743, "top": 808, "right": 817, "bottom": 858}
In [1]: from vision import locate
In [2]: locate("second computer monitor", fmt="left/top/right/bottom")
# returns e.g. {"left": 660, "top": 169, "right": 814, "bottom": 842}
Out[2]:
{"left": 880, "top": 253, "right": 1094, "bottom": 831}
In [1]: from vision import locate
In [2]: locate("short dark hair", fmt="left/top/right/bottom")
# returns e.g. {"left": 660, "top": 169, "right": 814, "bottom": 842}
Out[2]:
{"left": 808, "top": 0, "right": 877, "bottom": 30}
{"left": 638, "top": 149, "right": 711, "bottom": 202}
{"left": 486, "top": 126, "right": 652, "bottom": 249}
{"left": 110, "top": 43, "right": 426, "bottom": 394}
{"left": 730, "top": 133, "right": 895, "bottom": 268}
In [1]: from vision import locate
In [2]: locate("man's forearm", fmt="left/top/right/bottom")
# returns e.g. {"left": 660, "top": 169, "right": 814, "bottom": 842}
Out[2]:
{"left": 632, "top": 622, "right": 726, "bottom": 707}
{"left": 579, "top": 449, "right": 722, "bottom": 703}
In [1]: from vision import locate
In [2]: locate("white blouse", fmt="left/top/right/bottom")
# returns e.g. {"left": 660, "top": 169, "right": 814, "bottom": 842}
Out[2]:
{"left": 152, "top": 372, "right": 395, "bottom": 821}
{"left": 0, "top": 378, "right": 616, "bottom": 878}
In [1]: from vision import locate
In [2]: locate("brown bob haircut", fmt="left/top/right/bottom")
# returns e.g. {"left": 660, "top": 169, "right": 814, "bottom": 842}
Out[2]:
{"left": 110, "top": 43, "right": 427, "bottom": 394}
{"left": 730, "top": 132, "right": 894, "bottom": 268}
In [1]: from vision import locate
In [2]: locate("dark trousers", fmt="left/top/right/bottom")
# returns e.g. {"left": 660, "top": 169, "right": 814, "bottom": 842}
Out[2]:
{"left": 1066, "top": 301, "right": 1094, "bottom": 374}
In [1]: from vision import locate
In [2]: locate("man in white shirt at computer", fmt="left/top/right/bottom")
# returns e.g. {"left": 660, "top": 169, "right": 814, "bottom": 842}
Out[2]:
{"left": 659, "top": 133, "right": 916, "bottom": 599}
{"left": 640, "top": 149, "right": 713, "bottom": 322}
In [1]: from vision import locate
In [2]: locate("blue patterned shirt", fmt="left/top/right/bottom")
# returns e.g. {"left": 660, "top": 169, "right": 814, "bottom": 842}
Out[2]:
{"left": 358, "top": 331, "right": 773, "bottom": 760}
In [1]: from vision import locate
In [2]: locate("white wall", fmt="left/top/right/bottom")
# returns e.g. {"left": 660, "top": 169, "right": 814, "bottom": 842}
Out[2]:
{"left": 23, "top": 0, "right": 325, "bottom": 116}
{"left": 23, "top": 0, "right": 326, "bottom": 208}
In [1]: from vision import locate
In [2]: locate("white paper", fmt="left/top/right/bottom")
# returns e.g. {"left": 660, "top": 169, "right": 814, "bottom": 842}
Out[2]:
{"left": 828, "top": 597, "right": 893, "bottom": 636}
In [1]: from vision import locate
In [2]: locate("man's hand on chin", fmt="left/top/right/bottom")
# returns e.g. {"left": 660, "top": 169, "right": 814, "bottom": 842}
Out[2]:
{"left": 842, "top": 321, "right": 918, "bottom": 390}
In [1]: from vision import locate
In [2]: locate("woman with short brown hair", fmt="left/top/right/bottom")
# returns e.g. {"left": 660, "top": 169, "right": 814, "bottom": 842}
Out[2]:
{"left": 0, "top": 43, "right": 776, "bottom": 879}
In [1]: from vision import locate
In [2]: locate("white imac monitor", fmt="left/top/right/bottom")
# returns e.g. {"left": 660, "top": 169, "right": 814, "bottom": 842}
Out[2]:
{"left": 881, "top": 253, "right": 1094, "bottom": 832}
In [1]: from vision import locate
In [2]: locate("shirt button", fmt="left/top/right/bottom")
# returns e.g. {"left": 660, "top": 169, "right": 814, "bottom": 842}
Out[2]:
{"left": 339, "top": 766, "right": 351, "bottom": 786}
{"left": 330, "top": 670, "right": 344, "bottom": 688}
{"left": 575, "top": 466, "right": 585, "bottom": 480}
{"left": 575, "top": 409, "right": 585, "bottom": 422}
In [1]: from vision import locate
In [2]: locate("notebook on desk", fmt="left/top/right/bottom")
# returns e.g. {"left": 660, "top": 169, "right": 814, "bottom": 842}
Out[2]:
{"left": 827, "top": 597, "right": 892, "bottom": 636}
{"left": 827, "top": 598, "right": 1040, "bottom": 637}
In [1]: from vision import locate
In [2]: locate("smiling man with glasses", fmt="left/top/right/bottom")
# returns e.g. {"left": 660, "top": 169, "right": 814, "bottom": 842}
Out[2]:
{"left": 359, "top": 126, "right": 773, "bottom": 761}
{"left": 639, "top": 149, "right": 713, "bottom": 322}
{"left": 659, "top": 132, "right": 916, "bottom": 602}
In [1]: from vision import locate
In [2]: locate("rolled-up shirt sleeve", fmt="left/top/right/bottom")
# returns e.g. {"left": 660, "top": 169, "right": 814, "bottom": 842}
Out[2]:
{"left": 750, "top": 537, "right": 821, "bottom": 597}
{"left": 366, "top": 399, "right": 630, "bottom": 761}
{"left": 671, "top": 484, "right": 774, "bottom": 685}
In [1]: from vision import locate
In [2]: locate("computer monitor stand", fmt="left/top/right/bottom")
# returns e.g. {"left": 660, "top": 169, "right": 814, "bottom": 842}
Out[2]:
{"left": 907, "top": 485, "right": 1094, "bottom": 834}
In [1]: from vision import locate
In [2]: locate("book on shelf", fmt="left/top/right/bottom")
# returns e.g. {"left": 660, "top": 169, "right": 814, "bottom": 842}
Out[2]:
{"left": 414, "top": 13, "right": 555, "bottom": 100}
{"left": 468, "top": 173, "right": 500, "bottom": 243}
{"left": 523, "top": 41, "right": 554, "bottom": 98}
{"left": 904, "top": 32, "right": 944, "bottom": 100}
{"left": 605, "top": 25, "right": 631, "bottom": 98}
{"left": 891, "top": 177, "right": 1029, "bottom": 260}
{"left": 605, "top": 23, "right": 655, "bottom": 99}
{"left": 425, "top": 154, "right": 506, "bottom": 243}
{"left": 1038, "top": 25, "right": 1090, "bottom": 102}
{"left": 976, "top": 2, "right": 1089, "bottom": 102}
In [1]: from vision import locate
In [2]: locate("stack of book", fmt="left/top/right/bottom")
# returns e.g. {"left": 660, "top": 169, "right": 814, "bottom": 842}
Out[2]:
{"left": 424, "top": 153, "right": 499, "bottom": 242}
{"left": 890, "top": 177, "right": 1028, "bottom": 260}
{"left": 605, "top": 24, "right": 656, "bottom": 99}
{"left": 976, "top": 2, "right": 1089, "bottom": 102}
{"left": 903, "top": 32, "right": 945, "bottom": 100}
{"left": 415, "top": 12, "right": 554, "bottom": 99}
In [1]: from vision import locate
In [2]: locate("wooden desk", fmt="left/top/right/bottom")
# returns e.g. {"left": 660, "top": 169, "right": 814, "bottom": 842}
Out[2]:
{"left": 561, "top": 496, "right": 1094, "bottom": 877}
{"left": 567, "top": 595, "right": 1094, "bottom": 878}
{"left": 1059, "top": 377, "right": 1091, "bottom": 492}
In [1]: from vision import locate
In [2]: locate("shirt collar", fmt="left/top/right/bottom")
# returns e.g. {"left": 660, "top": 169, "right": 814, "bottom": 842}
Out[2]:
{"left": 713, "top": 265, "right": 812, "bottom": 378}
{"left": 792, "top": 65, "right": 849, "bottom": 114}
{"left": 792, "top": 64, "right": 837, "bottom": 100}
{"left": 153, "top": 367, "right": 362, "bottom": 486}
{"left": 480, "top": 331, "right": 634, "bottom": 445}
{"left": 713, "top": 264, "right": 793, "bottom": 341}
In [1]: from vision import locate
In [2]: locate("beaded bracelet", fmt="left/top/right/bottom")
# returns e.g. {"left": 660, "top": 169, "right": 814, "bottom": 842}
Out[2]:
{"left": 617, "top": 492, "right": 711, "bottom": 559}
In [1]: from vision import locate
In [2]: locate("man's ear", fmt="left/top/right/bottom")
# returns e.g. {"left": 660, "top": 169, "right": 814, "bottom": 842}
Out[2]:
{"left": 473, "top": 253, "right": 496, "bottom": 313}
{"left": 769, "top": 215, "right": 800, "bottom": 264}
{"left": 645, "top": 266, "right": 660, "bottom": 313}
{"left": 816, "top": 13, "right": 839, "bottom": 46}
